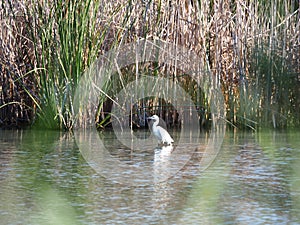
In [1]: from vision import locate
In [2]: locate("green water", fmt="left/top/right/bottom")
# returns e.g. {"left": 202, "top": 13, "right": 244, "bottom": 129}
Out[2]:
{"left": 0, "top": 129, "right": 300, "bottom": 224}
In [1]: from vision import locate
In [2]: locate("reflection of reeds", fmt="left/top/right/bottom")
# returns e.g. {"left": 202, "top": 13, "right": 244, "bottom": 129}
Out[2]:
{"left": 0, "top": 0, "right": 299, "bottom": 129}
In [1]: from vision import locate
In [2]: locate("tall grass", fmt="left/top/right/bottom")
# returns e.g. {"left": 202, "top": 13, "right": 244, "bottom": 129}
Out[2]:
{"left": 24, "top": 0, "right": 106, "bottom": 129}
{"left": 0, "top": 0, "right": 299, "bottom": 129}
{"left": 25, "top": 0, "right": 142, "bottom": 130}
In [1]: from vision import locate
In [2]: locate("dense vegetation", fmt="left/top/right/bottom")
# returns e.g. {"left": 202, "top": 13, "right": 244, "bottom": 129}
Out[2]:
{"left": 0, "top": 0, "right": 299, "bottom": 130}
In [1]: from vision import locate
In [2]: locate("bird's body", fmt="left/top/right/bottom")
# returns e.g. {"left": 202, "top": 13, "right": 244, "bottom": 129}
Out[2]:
{"left": 148, "top": 115, "right": 174, "bottom": 145}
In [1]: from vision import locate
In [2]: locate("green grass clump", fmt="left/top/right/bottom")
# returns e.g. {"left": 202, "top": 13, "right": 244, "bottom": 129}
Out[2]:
{"left": 26, "top": 0, "right": 107, "bottom": 129}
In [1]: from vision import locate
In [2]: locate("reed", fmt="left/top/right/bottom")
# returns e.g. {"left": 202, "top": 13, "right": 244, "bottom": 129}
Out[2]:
{"left": 26, "top": 0, "right": 140, "bottom": 130}
{"left": 0, "top": 1, "right": 37, "bottom": 128}
{"left": 24, "top": 0, "right": 104, "bottom": 129}
{"left": 0, "top": 0, "right": 299, "bottom": 129}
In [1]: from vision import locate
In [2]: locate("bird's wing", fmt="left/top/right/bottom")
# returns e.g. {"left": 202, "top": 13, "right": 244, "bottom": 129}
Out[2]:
{"left": 157, "top": 118, "right": 168, "bottom": 130}
{"left": 157, "top": 127, "right": 174, "bottom": 143}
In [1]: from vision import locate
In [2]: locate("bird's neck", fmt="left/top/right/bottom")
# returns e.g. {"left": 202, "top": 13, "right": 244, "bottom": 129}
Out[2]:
{"left": 153, "top": 120, "right": 159, "bottom": 127}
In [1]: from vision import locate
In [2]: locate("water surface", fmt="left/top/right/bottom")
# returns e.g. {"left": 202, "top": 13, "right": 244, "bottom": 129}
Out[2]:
{"left": 0, "top": 129, "right": 300, "bottom": 224}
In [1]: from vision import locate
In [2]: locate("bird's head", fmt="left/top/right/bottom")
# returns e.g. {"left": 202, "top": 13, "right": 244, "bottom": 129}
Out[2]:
{"left": 147, "top": 115, "right": 159, "bottom": 122}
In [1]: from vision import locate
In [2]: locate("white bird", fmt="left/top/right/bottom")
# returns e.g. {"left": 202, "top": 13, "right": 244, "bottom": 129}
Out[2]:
{"left": 147, "top": 115, "right": 174, "bottom": 145}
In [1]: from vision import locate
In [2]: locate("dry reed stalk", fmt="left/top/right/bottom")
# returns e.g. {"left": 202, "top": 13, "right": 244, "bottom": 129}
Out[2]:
{"left": 71, "top": 0, "right": 300, "bottom": 128}
{"left": 0, "top": 1, "right": 36, "bottom": 128}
